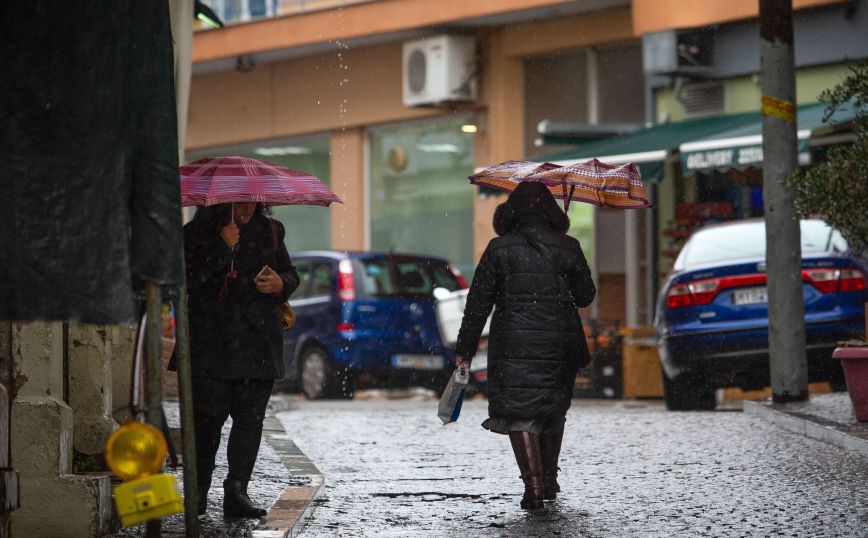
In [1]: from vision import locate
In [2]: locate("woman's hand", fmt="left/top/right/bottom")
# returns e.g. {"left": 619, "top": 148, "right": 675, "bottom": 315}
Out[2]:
{"left": 255, "top": 266, "right": 284, "bottom": 295}
{"left": 455, "top": 354, "right": 471, "bottom": 368}
{"left": 220, "top": 222, "right": 240, "bottom": 248}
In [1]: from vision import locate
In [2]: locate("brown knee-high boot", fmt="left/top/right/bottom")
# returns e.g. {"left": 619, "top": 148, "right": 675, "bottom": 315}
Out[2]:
{"left": 508, "top": 431, "right": 545, "bottom": 510}
{"left": 540, "top": 430, "right": 564, "bottom": 500}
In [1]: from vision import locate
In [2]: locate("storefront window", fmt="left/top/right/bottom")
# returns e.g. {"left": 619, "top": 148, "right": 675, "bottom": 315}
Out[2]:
{"left": 368, "top": 116, "right": 475, "bottom": 277}
{"left": 186, "top": 134, "right": 332, "bottom": 253}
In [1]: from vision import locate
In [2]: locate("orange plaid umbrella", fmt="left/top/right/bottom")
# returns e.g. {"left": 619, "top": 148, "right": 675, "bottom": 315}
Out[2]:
{"left": 469, "top": 159, "right": 652, "bottom": 211}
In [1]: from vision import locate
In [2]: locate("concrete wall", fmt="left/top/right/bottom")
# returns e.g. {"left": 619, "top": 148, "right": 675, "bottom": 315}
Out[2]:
{"left": 710, "top": 3, "right": 868, "bottom": 79}
{"left": 655, "top": 62, "right": 858, "bottom": 122}
{"left": 631, "top": 0, "right": 846, "bottom": 36}
{"left": 10, "top": 322, "right": 112, "bottom": 537}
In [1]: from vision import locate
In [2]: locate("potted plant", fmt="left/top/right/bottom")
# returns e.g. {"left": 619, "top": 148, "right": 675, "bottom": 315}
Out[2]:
{"left": 791, "top": 60, "right": 868, "bottom": 420}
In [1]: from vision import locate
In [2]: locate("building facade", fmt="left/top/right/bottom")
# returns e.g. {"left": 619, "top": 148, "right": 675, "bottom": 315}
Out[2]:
{"left": 187, "top": 0, "right": 645, "bottom": 325}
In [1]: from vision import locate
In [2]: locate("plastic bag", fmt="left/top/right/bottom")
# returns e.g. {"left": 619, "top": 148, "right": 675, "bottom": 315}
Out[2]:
{"left": 438, "top": 367, "right": 469, "bottom": 425}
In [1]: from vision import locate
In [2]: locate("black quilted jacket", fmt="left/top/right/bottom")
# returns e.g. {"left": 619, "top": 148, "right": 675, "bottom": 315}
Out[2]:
{"left": 455, "top": 195, "right": 595, "bottom": 420}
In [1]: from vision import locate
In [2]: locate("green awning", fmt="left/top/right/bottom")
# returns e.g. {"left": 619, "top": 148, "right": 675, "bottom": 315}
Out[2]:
{"left": 537, "top": 111, "right": 760, "bottom": 181}
{"left": 679, "top": 101, "right": 860, "bottom": 174}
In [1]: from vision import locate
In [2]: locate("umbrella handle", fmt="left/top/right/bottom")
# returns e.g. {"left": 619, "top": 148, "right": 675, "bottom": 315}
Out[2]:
{"left": 230, "top": 203, "right": 236, "bottom": 272}
{"left": 561, "top": 183, "right": 575, "bottom": 213}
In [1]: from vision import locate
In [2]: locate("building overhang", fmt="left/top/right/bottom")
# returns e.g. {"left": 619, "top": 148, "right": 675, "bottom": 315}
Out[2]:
{"left": 192, "top": 0, "right": 629, "bottom": 74}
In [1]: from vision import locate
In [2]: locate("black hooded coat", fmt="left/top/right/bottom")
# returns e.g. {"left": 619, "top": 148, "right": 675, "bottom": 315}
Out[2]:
{"left": 184, "top": 205, "right": 300, "bottom": 380}
{"left": 455, "top": 182, "right": 596, "bottom": 420}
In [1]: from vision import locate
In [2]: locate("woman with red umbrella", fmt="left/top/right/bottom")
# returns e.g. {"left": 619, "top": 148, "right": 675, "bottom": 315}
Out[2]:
{"left": 177, "top": 155, "right": 339, "bottom": 517}
{"left": 183, "top": 201, "right": 300, "bottom": 517}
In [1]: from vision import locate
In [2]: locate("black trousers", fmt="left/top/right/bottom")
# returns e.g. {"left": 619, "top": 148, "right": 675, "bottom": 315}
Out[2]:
{"left": 192, "top": 377, "right": 274, "bottom": 484}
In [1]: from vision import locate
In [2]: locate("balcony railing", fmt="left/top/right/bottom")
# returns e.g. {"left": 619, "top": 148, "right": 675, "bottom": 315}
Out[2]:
{"left": 199, "top": 0, "right": 379, "bottom": 27}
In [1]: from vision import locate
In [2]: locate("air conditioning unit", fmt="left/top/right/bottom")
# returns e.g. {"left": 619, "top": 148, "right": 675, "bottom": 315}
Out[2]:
{"left": 642, "top": 30, "right": 713, "bottom": 77}
{"left": 402, "top": 35, "right": 477, "bottom": 107}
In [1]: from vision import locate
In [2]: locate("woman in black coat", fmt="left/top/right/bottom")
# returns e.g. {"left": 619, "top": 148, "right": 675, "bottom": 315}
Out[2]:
{"left": 455, "top": 181, "right": 596, "bottom": 510}
{"left": 184, "top": 202, "right": 300, "bottom": 517}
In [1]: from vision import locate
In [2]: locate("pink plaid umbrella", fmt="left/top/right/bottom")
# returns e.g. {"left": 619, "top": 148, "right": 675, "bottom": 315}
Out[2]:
{"left": 470, "top": 158, "right": 651, "bottom": 211}
{"left": 179, "top": 155, "right": 342, "bottom": 207}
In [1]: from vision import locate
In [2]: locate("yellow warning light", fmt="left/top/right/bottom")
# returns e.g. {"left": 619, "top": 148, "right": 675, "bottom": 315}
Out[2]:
{"left": 105, "top": 421, "right": 168, "bottom": 481}
{"left": 105, "top": 421, "right": 183, "bottom": 527}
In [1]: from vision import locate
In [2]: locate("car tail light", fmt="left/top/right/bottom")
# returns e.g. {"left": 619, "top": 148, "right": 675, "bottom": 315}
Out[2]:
{"left": 338, "top": 259, "right": 355, "bottom": 300}
{"left": 449, "top": 263, "right": 469, "bottom": 289}
{"left": 802, "top": 268, "right": 866, "bottom": 293}
{"left": 839, "top": 269, "right": 867, "bottom": 291}
{"left": 666, "top": 284, "right": 694, "bottom": 309}
{"left": 686, "top": 279, "right": 720, "bottom": 305}
{"left": 666, "top": 273, "right": 768, "bottom": 308}
{"left": 336, "top": 322, "right": 356, "bottom": 332}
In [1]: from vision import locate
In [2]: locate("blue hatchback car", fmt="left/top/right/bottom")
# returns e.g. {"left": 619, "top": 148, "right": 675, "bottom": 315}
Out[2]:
{"left": 655, "top": 219, "right": 867, "bottom": 410}
{"left": 277, "top": 250, "right": 468, "bottom": 399}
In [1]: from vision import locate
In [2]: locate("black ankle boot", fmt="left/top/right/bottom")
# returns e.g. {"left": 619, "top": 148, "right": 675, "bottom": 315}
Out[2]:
{"left": 223, "top": 480, "right": 267, "bottom": 518}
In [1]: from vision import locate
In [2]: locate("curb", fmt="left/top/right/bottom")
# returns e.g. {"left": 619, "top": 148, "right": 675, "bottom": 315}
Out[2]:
{"left": 253, "top": 399, "right": 324, "bottom": 538}
{"left": 744, "top": 400, "right": 868, "bottom": 458}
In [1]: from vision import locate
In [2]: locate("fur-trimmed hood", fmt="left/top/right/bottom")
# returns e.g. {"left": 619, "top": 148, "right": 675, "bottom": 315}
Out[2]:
{"left": 493, "top": 181, "right": 570, "bottom": 236}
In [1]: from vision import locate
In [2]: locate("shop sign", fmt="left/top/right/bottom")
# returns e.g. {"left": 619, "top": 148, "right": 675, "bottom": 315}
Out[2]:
{"left": 683, "top": 145, "right": 763, "bottom": 172}
{"left": 682, "top": 140, "right": 810, "bottom": 173}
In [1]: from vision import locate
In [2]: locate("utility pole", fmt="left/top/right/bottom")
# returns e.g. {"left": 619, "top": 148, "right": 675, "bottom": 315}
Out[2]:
{"left": 760, "top": 0, "right": 808, "bottom": 402}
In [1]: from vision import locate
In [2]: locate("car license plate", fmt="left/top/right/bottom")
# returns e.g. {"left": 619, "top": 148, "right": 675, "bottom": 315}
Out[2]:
{"left": 733, "top": 287, "right": 768, "bottom": 305}
{"left": 392, "top": 354, "right": 444, "bottom": 370}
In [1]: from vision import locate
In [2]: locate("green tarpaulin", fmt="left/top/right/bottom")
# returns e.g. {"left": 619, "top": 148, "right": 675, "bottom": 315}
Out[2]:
{"left": 538, "top": 111, "right": 761, "bottom": 181}
{"left": 679, "top": 101, "right": 860, "bottom": 173}
{"left": 536, "top": 101, "right": 860, "bottom": 180}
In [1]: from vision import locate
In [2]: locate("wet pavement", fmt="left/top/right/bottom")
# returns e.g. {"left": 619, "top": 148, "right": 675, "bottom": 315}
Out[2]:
{"left": 746, "top": 392, "right": 868, "bottom": 457}
{"left": 277, "top": 396, "right": 868, "bottom": 537}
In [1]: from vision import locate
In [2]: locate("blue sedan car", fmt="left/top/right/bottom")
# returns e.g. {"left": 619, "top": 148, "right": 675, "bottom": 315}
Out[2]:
{"left": 277, "top": 250, "right": 468, "bottom": 399}
{"left": 655, "top": 219, "right": 867, "bottom": 410}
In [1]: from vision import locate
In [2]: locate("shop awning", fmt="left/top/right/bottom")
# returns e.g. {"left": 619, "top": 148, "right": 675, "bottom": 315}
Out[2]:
{"left": 679, "top": 101, "right": 860, "bottom": 174}
{"left": 538, "top": 111, "right": 760, "bottom": 181}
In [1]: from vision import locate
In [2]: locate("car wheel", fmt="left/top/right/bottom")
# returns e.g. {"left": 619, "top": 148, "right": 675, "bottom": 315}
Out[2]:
{"left": 300, "top": 346, "right": 354, "bottom": 400}
{"left": 300, "top": 346, "right": 333, "bottom": 400}
{"left": 662, "top": 368, "right": 716, "bottom": 411}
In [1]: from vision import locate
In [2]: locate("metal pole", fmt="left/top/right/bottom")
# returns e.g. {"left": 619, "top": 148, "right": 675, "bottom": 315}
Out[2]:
{"left": 145, "top": 282, "right": 163, "bottom": 537}
{"left": 625, "top": 209, "right": 640, "bottom": 327}
{"left": 645, "top": 183, "right": 658, "bottom": 324}
{"left": 760, "top": 0, "right": 808, "bottom": 403}
{"left": 175, "top": 275, "right": 200, "bottom": 536}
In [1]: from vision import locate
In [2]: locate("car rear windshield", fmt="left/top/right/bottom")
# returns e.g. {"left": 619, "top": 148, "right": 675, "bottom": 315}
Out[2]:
{"left": 678, "top": 220, "right": 847, "bottom": 268}
{"left": 356, "top": 257, "right": 462, "bottom": 299}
